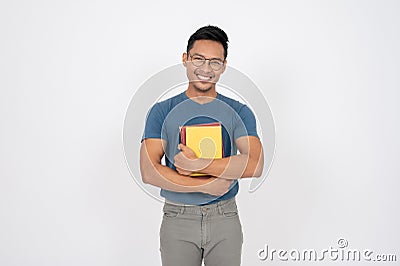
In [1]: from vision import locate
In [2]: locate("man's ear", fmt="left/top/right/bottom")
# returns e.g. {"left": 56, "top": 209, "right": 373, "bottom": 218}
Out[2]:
{"left": 182, "top": 52, "right": 188, "bottom": 67}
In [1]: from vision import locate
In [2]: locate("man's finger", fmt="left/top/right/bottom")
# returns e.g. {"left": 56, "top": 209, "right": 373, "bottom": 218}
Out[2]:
{"left": 178, "top": 143, "right": 188, "bottom": 151}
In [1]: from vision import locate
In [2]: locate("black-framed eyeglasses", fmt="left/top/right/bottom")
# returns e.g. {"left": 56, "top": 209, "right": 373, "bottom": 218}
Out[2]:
{"left": 187, "top": 52, "right": 225, "bottom": 71}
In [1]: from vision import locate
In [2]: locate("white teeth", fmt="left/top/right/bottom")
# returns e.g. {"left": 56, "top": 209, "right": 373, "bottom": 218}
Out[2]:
{"left": 197, "top": 74, "right": 212, "bottom": 80}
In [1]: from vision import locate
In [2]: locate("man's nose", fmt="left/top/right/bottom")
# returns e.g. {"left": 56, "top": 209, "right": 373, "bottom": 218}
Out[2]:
{"left": 201, "top": 60, "right": 213, "bottom": 72}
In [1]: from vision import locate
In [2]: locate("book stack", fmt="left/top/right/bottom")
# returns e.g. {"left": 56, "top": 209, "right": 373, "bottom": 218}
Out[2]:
{"left": 179, "top": 122, "right": 223, "bottom": 176}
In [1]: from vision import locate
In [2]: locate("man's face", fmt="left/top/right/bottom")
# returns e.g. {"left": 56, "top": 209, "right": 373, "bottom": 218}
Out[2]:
{"left": 183, "top": 39, "right": 226, "bottom": 93}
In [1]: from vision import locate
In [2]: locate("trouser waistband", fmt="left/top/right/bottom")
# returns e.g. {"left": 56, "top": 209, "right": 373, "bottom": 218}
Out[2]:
{"left": 163, "top": 197, "right": 236, "bottom": 215}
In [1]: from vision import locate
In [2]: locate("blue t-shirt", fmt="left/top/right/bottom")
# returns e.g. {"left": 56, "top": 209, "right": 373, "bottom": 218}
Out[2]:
{"left": 141, "top": 91, "right": 258, "bottom": 205}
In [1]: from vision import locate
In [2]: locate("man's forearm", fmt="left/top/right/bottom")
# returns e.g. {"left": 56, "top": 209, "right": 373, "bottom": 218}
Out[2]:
{"left": 141, "top": 162, "right": 212, "bottom": 192}
{"left": 197, "top": 154, "right": 263, "bottom": 179}
{"left": 174, "top": 137, "right": 264, "bottom": 180}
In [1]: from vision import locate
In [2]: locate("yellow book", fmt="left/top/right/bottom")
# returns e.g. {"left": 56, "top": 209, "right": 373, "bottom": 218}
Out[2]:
{"left": 180, "top": 123, "right": 223, "bottom": 176}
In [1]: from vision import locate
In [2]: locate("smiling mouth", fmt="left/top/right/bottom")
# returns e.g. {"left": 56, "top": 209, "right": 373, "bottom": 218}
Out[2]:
{"left": 196, "top": 74, "right": 213, "bottom": 81}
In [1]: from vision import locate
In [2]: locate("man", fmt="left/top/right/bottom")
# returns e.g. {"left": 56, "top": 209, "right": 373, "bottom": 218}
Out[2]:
{"left": 140, "top": 25, "right": 264, "bottom": 266}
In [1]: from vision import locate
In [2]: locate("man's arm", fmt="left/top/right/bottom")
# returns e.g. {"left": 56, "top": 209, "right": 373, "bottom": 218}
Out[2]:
{"left": 140, "top": 138, "right": 233, "bottom": 195}
{"left": 174, "top": 136, "right": 264, "bottom": 179}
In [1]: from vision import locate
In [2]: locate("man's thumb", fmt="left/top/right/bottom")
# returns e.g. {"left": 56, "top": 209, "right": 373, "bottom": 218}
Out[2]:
{"left": 178, "top": 143, "right": 186, "bottom": 150}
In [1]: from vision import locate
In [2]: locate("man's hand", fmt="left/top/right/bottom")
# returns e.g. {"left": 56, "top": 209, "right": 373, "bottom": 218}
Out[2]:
{"left": 177, "top": 144, "right": 197, "bottom": 159}
{"left": 198, "top": 177, "right": 234, "bottom": 196}
{"left": 175, "top": 166, "right": 193, "bottom": 176}
{"left": 174, "top": 144, "right": 211, "bottom": 175}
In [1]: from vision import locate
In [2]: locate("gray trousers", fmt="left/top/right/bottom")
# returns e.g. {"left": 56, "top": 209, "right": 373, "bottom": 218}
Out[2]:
{"left": 159, "top": 197, "right": 243, "bottom": 266}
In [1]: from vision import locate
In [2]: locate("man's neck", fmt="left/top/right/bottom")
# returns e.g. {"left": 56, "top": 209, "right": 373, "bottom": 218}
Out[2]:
{"left": 185, "top": 85, "right": 217, "bottom": 104}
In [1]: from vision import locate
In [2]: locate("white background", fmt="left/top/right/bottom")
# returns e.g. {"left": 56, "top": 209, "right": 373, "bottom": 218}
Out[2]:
{"left": 1, "top": 0, "right": 399, "bottom": 265}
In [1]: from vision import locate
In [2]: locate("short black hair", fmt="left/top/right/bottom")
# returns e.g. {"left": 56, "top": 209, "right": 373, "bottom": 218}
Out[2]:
{"left": 186, "top": 25, "right": 229, "bottom": 59}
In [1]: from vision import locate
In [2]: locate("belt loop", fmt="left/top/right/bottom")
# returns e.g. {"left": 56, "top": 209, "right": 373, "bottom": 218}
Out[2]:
{"left": 180, "top": 205, "right": 185, "bottom": 214}
{"left": 217, "top": 201, "right": 223, "bottom": 215}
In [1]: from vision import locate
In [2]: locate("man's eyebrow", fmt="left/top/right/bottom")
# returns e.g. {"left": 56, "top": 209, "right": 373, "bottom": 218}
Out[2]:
{"left": 192, "top": 53, "right": 224, "bottom": 61}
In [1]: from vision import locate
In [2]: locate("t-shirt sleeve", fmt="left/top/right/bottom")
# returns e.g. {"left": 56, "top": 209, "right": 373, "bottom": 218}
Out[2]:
{"left": 141, "top": 103, "right": 166, "bottom": 142}
{"left": 233, "top": 105, "right": 259, "bottom": 140}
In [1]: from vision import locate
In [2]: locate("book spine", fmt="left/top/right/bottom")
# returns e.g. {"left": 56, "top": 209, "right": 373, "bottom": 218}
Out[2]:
{"left": 179, "top": 126, "right": 186, "bottom": 145}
